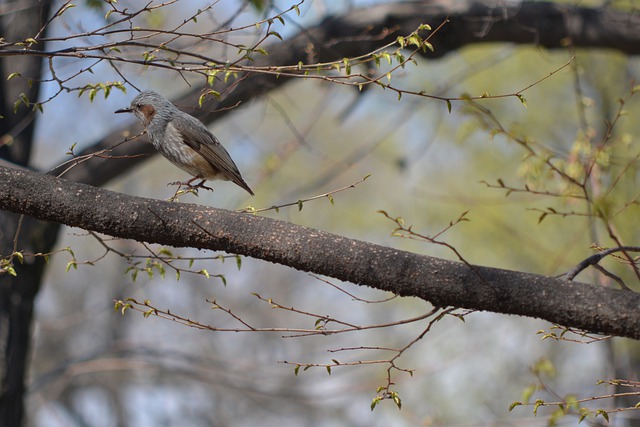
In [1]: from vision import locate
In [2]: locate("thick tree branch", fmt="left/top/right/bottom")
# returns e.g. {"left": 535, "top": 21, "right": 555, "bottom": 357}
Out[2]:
{"left": 2, "top": 165, "right": 638, "bottom": 340}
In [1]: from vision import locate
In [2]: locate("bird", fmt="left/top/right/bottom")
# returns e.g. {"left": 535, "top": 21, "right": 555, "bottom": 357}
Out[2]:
{"left": 115, "top": 90, "right": 254, "bottom": 196}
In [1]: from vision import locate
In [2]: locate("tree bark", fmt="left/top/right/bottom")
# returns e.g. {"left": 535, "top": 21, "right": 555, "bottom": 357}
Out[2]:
{"left": 1, "top": 164, "right": 638, "bottom": 340}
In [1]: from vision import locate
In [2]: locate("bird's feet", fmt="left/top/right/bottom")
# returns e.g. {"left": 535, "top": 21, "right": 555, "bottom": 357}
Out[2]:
{"left": 168, "top": 178, "right": 214, "bottom": 192}
{"left": 167, "top": 178, "right": 214, "bottom": 201}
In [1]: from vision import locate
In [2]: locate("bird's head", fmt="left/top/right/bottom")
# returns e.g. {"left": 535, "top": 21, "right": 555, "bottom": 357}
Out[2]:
{"left": 114, "top": 90, "right": 173, "bottom": 126}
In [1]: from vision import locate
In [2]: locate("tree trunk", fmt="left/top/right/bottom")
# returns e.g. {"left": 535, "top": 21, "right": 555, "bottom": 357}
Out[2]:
{"left": 0, "top": 1, "right": 52, "bottom": 425}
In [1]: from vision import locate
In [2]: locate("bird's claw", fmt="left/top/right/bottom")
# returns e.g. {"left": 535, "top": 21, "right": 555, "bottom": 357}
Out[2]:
{"left": 167, "top": 179, "right": 214, "bottom": 192}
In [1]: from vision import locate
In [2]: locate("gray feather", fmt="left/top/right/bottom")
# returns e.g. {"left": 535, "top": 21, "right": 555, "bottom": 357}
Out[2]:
{"left": 171, "top": 113, "right": 254, "bottom": 195}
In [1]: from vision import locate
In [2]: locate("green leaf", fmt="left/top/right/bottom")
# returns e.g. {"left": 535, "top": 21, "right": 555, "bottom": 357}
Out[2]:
{"left": 533, "top": 358, "right": 556, "bottom": 377}
{"left": 533, "top": 399, "right": 544, "bottom": 416}
{"left": 12, "top": 252, "right": 24, "bottom": 264}
{"left": 158, "top": 248, "right": 172, "bottom": 256}
{"left": 57, "top": 3, "right": 76, "bottom": 17}
{"left": 407, "top": 34, "right": 421, "bottom": 47}
{"left": 564, "top": 394, "right": 579, "bottom": 410}
{"left": 326, "top": 365, "right": 331, "bottom": 375}
{"left": 268, "top": 31, "right": 283, "bottom": 41}
{"left": 371, "top": 397, "right": 381, "bottom": 411}
{"left": 7, "top": 72, "right": 21, "bottom": 81}
{"left": 392, "top": 393, "right": 402, "bottom": 410}
{"left": 538, "top": 212, "right": 547, "bottom": 224}
{"left": 517, "top": 94, "right": 527, "bottom": 108}
{"left": 13, "top": 93, "right": 29, "bottom": 113}
{"left": 509, "top": 401, "right": 522, "bottom": 411}
{"left": 521, "top": 385, "right": 536, "bottom": 403}
{"left": 65, "top": 261, "right": 77, "bottom": 272}
{"left": 297, "top": 200, "right": 303, "bottom": 211}
{"left": 596, "top": 410, "right": 609, "bottom": 422}
{"left": 342, "top": 57, "right": 351, "bottom": 75}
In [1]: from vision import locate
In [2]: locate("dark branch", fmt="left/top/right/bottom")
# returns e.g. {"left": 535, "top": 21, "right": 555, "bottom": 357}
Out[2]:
{"left": 566, "top": 246, "right": 640, "bottom": 283}
{"left": 2, "top": 164, "right": 639, "bottom": 340}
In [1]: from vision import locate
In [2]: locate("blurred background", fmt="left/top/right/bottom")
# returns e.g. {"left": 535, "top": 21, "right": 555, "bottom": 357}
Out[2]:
{"left": 6, "top": 0, "right": 640, "bottom": 425}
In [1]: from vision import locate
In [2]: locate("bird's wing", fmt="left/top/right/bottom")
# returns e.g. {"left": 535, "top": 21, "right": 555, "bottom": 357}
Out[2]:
{"left": 172, "top": 114, "right": 254, "bottom": 195}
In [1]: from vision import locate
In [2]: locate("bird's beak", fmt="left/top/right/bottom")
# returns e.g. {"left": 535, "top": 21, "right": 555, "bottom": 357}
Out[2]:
{"left": 114, "top": 107, "right": 132, "bottom": 114}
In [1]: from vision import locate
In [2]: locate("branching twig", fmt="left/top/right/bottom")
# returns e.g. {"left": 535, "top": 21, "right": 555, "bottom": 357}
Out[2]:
{"left": 236, "top": 174, "right": 372, "bottom": 214}
{"left": 565, "top": 245, "right": 640, "bottom": 282}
